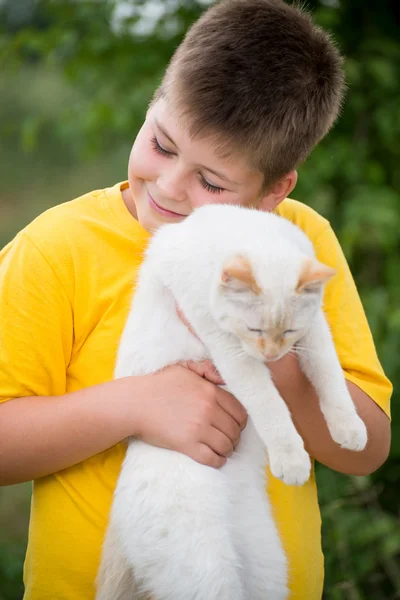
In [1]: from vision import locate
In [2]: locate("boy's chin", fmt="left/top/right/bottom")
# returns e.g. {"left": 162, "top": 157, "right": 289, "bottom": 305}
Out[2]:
{"left": 138, "top": 211, "right": 183, "bottom": 233}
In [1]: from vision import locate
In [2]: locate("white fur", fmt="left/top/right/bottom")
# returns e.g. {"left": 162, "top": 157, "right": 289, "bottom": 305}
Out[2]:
{"left": 96, "top": 204, "right": 367, "bottom": 600}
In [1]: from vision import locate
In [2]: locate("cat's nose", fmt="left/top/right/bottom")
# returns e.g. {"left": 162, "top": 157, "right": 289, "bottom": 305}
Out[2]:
{"left": 263, "top": 351, "right": 280, "bottom": 362}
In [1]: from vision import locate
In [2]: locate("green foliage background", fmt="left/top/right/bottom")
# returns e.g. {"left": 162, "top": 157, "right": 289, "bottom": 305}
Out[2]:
{"left": 0, "top": 1, "right": 399, "bottom": 598}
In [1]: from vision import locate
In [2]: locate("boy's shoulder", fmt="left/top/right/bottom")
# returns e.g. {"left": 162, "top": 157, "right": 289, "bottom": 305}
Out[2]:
{"left": 21, "top": 187, "right": 109, "bottom": 247}
{"left": 3, "top": 185, "right": 129, "bottom": 280}
{"left": 14, "top": 182, "right": 143, "bottom": 260}
{"left": 275, "top": 197, "right": 330, "bottom": 242}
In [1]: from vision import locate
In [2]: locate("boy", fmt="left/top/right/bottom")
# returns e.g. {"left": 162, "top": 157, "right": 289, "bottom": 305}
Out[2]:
{"left": 0, "top": 1, "right": 392, "bottom": 598}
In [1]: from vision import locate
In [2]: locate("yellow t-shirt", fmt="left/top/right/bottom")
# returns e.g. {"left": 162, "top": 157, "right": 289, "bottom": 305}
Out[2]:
{"left": 0, "top": 182, "right": 392, "bottom": 600}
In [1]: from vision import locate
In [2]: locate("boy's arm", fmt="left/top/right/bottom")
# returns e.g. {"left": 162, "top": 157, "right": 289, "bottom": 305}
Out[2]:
{"left": 0, "top": 365, "right": 246, "bottom": 486}
{"left": 269, "top": 355, "right": 390, "bottom": 475}
{"left": 270, "top": 221, "right": 391, "bottom": 476}
{"left": 177, "top": 313, "right": 390, "bottom": 475}
{"left": 0, "top": 232, "right": 246, "bottom": 485}
{"left": 178, "top": 221, "right": 391, "bottom": 476}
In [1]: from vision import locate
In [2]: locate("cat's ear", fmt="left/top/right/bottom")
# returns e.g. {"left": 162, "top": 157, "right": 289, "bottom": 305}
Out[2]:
{"left": 221, "top": 256, "right": 261, "bottom": 295}
{"left": 297, "top": 257, "right": 336, "bottom": 294}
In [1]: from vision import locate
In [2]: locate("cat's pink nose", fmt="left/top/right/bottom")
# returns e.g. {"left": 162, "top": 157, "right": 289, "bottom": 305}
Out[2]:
{"left": 263, "top": 352, "right": 280, "bottom": 362}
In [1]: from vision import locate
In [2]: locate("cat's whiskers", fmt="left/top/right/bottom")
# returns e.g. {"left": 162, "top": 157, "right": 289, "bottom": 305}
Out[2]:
{"left": 294, "top": 343, "right": 319, "bottom": 355}
{"left": 289, "top": 346, "right": 314, "bottom": 359}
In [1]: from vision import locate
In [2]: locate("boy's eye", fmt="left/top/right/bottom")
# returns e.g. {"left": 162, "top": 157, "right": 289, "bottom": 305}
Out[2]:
{"left": 200, "top": 176, "right": 224, "bottom": 195}
{"left": 151, "top": 136, "right": 174, "bottom": 157}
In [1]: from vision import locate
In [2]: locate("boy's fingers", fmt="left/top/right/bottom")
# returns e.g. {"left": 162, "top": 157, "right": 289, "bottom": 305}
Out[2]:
{"left": 201, "top": 426, "right": 234, "bottom": 458}
{"left": 181, "top": 361, "right": 246, "bottom": 429}
{"left": 216, "top": 388, "right": 248, "bottom": 431}
{"left": 210, "top": 410, "right": 241, "bottom": 446}
{"left": 200, "top": 362, "right": 225, "bottom": 385}
{"left": 195, "top": 445, "right": 227, "bottom": 469}
{"left": 183, "top": 360, "right": 225, "bottom": 385}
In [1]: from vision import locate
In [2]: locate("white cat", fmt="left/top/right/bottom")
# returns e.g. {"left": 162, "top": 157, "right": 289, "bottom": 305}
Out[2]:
{"left": 96, "top": 204, "right": 367, "bottom": 600}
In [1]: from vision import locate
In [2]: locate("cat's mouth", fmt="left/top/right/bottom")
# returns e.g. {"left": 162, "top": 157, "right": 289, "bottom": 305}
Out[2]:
{"left": 263, "top": 355, "right": 283, "bottom": 363}
{"left": 241, "top": 340, "right": 286, "bottom": 363}
{"left": 262, "top": 350, "right": 289, "bottom": 363}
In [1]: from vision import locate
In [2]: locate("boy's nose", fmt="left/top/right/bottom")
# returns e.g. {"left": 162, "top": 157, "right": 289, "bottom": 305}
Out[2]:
{"left": 157, "top": 168, "right": 187, "bottom": 203}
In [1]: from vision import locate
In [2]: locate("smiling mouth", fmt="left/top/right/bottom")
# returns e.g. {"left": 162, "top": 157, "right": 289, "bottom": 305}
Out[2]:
{"left": 148, "top": 192, "right": 188, "bottom": 218}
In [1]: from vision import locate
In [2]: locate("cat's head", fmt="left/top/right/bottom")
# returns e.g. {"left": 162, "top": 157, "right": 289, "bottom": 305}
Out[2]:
{"left": 210, "top": 253, "right": 335, "bottom": 363}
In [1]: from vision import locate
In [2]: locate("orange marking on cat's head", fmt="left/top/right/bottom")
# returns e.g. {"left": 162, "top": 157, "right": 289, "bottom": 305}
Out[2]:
{"left": 221, "top": 256, "right": 261, "bottom": 294}
{"left": 256, "top": 336, "right": 265, "bottom": 353}
{"left": 296, "top": 257, "right": 336, "bottom": 293}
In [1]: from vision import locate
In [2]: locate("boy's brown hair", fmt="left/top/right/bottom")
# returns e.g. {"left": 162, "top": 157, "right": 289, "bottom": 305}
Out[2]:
{"left": 155, "top": 0, "right": 345, "bottom": 188}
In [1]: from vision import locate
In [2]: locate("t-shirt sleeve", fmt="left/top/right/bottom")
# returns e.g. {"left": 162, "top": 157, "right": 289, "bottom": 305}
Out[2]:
{"left": 0, "top": 232, "right": 73, "bottom": 402}
{"left": 314, "top": 224, "right": 392, "bottom": 418}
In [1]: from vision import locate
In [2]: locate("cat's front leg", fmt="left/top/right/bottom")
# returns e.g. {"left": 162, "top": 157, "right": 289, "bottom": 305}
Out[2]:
{"left": 297, "top": 310, "right": 367, "bottom": 452}
{"left": 242, "top": 373, "right": 312, "bottom": 486}
{"left": 202, "top": 332, "right": 311, "bottom": 486}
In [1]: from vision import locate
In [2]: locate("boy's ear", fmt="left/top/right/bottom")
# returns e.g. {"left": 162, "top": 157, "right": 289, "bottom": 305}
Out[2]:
{"left": 258, "top": 170, "right": 298, "bottom": 212}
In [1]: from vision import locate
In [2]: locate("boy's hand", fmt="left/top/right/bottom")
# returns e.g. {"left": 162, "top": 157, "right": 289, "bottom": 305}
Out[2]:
{"left": 130, "top": 363, "right": 247, "bottom": 469}
{"left": 181, "top": 359, "right": 225, "bottom": 385}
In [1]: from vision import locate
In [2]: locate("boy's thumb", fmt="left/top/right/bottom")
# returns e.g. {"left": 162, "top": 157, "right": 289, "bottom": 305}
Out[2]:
{"left": 182, "top": 360, "right": 225, "bottom": 385}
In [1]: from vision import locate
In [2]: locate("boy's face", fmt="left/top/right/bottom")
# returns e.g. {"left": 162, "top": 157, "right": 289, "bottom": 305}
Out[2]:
{"left": 124, "top": 99, "right": 294, "bottom": 232}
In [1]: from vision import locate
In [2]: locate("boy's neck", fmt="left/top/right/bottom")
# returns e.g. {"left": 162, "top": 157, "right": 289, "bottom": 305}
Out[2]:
{"left": 121, "top": 185, "right": 138, "bottom": 220}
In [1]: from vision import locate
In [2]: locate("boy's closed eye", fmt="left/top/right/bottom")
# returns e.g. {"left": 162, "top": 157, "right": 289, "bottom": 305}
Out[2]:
{"left": 150, "top": 135, "right": 224, "bottom": 195}
{"left": 200, "top": 178, "right": 224, "bottom": 195}
{"left": 151, "top": 135, "right": 174, "bottom": 158}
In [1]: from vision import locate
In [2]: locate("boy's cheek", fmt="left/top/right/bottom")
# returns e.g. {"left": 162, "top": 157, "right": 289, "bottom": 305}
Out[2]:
{"left": 129, "top": 144, "right": 157, "bottom": 183}
{"left": 128, "top": 124, "right": 155, "bottom": 175}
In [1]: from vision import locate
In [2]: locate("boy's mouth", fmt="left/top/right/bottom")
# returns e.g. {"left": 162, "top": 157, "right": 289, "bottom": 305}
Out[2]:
{"left": 148, "top": 192, "right": 187, "bottom": 219}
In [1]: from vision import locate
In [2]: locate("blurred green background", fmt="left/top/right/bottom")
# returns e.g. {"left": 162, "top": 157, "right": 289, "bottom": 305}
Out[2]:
{"left": 0, "top": 0, "right": 399, "bottom": 598}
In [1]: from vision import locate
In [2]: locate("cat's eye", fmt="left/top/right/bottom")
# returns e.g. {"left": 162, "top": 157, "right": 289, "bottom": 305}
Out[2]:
{"left": 247, "top": 327, "right": 263, "bottom": 334}
{"left": 283, "top": 329, "right": 297, "bottom": 335}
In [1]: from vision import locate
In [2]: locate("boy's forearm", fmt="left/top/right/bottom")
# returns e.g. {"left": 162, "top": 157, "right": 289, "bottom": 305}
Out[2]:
{"left": 269, "top": 355, "right": 391, "bottom": 476}
{"left": 0, "top": 378, "right": 142, "bottom": 486}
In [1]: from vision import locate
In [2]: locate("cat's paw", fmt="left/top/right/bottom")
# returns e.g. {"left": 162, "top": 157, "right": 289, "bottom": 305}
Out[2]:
{"left": 328, "top": 413, "right": 368, "bottom": 451}
{"left": 268, "top": 439, "right": 312, "bottom": 486}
